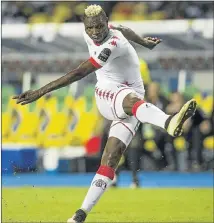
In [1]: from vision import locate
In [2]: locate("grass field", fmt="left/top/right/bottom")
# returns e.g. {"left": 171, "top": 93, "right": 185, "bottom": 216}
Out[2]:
{"left": 2, "top": 187, "right": 213, "bottom": 222}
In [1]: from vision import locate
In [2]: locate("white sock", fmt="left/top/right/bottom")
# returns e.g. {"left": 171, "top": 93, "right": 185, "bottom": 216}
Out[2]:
{"left": 81, "top": 165, "right": 114, "bottom": 213}
{"left": 132, "top": 100, "right": 170, "bottom": 129}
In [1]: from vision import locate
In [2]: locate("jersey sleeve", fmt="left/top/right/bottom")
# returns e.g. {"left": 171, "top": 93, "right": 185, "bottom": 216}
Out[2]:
{"left": 89, "top": 39, "right": 125, "bottom": 68}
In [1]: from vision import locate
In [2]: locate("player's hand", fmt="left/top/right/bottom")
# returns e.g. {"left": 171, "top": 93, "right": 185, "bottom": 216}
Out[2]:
{"left": 144, "top": 37, "right": 162, "bottom": 50}
{"left": 13, "top": 89, "right": 42, "bottom": 105}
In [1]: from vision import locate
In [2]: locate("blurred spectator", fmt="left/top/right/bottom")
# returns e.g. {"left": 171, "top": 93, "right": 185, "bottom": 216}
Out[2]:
{"left": 139, "top": 58, "right": 152, "bottom": 92}
{"left": 166, "top": 92, "right": 185, "bottom": 114}
{"left": 199, "top": 105, "right": 214, "bottom": 170}
{"left": 143, "top": 82, "right": 170, "bottom": 170}
{"left": 165, "top": 92, "right": 188, "bottom": 171}
{"left": 185, "top": 107, "right": 207, "bottom": 171}
{"left": 166, "top": 92, "right": 209, "bottom": 172}
{"left": 2, "top": 1, "right": 213, "bottom": 24}
{"left": 147, "top": 82, "right": 169, "bottom": 109}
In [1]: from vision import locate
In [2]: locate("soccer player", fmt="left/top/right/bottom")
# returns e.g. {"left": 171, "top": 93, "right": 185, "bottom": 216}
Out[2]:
{"left": 13, "top": 5, "right": 197, "bottom": 223}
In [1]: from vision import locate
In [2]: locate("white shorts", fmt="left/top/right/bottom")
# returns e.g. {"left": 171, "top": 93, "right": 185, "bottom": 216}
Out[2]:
{"left": 95, "top": 81, "right": 144, "bottom": 146}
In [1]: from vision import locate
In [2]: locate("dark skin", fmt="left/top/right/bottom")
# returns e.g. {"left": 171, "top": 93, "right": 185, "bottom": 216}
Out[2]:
{"left": 13, "top": 11, "right": 162, "bottom": 171}
{"left": 83, "top": 11, "right": 109, "bottom": 44}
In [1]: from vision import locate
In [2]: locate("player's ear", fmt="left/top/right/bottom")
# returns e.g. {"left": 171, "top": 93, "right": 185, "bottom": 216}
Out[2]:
{"left": 106, "top": 17, "right": 109, "bottom": 27}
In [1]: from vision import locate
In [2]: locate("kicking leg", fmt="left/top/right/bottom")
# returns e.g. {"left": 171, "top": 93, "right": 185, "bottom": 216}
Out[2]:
{"left": 123, "top": 93, "right": 197, "bottom": 137}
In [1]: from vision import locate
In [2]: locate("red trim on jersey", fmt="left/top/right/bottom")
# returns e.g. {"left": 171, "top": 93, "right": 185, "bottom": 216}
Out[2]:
{"left": 89, "top": 57, "right": 102, "bottom": 68}
{"left": 109, "top": 40, "right": 117, "bottom": 47}
{"left": 110, "top": 121, "right": 134, "bottom": 136}
{"left": 97, "top": 165, "right": 115, "bottom": 180}
{"left": 132, "top": 100, "right": 145, "bottom": 117}
{"left": 113, "top": 87, "right": 132, "bottom": 119}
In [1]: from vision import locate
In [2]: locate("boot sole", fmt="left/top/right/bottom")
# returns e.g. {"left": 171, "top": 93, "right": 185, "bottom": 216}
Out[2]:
{"left": 171, "top": 99, "right": 197, "bottom": 137}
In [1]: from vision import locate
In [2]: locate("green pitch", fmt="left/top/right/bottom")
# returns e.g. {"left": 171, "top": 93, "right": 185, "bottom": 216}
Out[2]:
{"left": 2, "top": 187, "right": 213, "bottom": 222}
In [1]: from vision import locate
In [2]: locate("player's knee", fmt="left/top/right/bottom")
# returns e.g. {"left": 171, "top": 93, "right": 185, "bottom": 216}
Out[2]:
{"left": 123, "top": 93, "right": 141, "bottom": 116}
{"left": 101, "top": 137, "right": 126, "bottom": 169}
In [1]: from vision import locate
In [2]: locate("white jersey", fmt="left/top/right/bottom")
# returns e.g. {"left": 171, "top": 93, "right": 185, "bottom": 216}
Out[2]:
{"left": 83, "top": 28, "right": 145, "bottom": 95}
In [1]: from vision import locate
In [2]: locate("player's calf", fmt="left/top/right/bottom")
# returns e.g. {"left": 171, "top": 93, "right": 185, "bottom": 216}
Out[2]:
{"left": 101, "top": 136, "right": 127, "bottom": 168}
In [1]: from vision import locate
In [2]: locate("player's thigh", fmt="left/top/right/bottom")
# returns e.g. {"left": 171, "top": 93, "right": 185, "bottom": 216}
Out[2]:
{"left": 108, "top": 116, "right": 141, "bottom": 147}
{"left": 95, "top": 81, "right": 143, "bottom": 121}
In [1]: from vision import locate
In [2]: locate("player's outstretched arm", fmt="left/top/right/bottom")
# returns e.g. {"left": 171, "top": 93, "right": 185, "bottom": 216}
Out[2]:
{"left": 110, "top": 25, "right": 162, "bottom": 50}
{"left": 13, "top": 60, "right": 97, "bottom": 105}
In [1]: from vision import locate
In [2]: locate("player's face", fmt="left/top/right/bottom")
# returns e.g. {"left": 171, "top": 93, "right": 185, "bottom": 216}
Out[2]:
{"left": 84, "top": 15, "right": 108, "bottom": 43}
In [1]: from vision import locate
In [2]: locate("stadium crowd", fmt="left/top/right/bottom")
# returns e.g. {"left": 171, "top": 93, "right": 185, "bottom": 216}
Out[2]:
{"left": 2, "top": 1, "right": 213, "bottom": 24}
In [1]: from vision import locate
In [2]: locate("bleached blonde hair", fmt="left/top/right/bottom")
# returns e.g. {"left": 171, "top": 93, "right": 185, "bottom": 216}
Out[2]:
{"left": 84, "top": 4, "right": 104, "bottom": 17}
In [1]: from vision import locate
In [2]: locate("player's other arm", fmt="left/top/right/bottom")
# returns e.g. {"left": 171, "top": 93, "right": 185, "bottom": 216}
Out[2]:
{"left": 110, "top": 25, "right": 162, "bottom": 50}
{"left": 13, "top": 59, "right": 98, "bottom": 105}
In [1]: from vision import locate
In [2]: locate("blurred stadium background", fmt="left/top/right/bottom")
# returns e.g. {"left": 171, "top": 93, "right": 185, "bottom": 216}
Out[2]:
{"left": 1, "top": 1, "right": 214, "bottom": 222}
